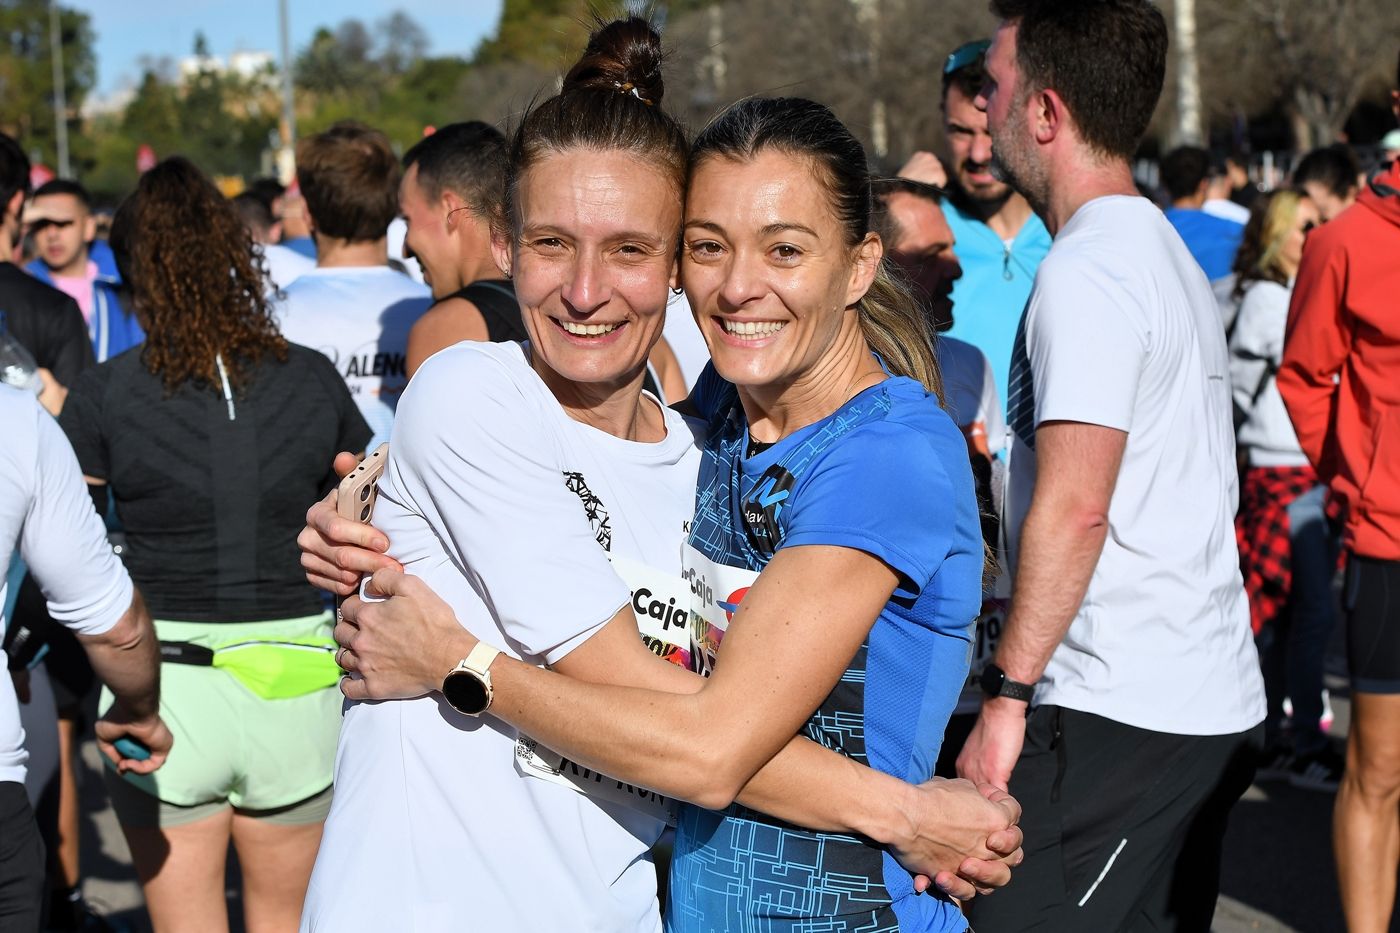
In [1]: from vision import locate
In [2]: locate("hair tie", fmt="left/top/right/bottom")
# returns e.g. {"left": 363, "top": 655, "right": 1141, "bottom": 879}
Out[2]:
{"left": 614, "top": 81, "right": 654, "bottom": 107}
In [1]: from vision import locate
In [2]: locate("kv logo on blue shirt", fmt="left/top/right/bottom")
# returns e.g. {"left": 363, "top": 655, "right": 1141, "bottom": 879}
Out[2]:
{"left": 742, "top": 465, "right": 795, "bottom": 560}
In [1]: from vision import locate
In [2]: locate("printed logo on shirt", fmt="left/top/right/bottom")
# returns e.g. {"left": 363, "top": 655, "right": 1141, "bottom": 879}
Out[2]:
{"left": 314, "top": 345, "right": 409, "bottom": 397}
{"left": 741, "top": 465, "right": 794, "bottom": 560}
{"left": 563, "top": 471, "right": 612, "bottom": 551}
{"left": 343, "top": 352, "right": 407, "bottom": 379}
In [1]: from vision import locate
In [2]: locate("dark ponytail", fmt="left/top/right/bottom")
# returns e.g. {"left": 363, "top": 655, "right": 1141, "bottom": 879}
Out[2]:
{"left": 500, "top": 17, "right": 689, "bottom": 238}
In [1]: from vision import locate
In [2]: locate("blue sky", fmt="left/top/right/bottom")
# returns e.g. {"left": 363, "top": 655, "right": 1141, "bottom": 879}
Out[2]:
{"left": 77, "top": 0, "right": 505, "bottom": 97}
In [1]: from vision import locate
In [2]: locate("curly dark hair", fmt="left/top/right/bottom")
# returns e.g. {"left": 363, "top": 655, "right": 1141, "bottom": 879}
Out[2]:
{"left": 110, "top": 157, "right": 285, "bottom": 394}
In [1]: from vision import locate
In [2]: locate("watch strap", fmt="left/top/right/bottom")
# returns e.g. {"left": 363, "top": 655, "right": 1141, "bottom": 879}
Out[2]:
{"left": 997, "top": 676, "right": 1035, "bottom": 702}
{"left": 461, "top": 642, "right": 501, "bottom": 678}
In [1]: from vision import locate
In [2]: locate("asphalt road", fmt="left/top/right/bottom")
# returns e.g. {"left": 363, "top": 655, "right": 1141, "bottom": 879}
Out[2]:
{"left": 72, "top": 723, "right": 1370, "bottom": 933}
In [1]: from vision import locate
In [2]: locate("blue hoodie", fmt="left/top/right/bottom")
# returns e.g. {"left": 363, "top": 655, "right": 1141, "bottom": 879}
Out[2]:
{"left": 26, "top": 252, "right": 143, "bottom": 363}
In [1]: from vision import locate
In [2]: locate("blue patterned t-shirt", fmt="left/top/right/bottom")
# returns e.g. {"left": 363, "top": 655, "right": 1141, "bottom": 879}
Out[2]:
{"left": 666, "top": 365, "right": 982, "bottom": 933}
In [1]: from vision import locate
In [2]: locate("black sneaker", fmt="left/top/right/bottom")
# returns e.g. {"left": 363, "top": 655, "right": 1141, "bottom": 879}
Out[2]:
{"left": 1289, "top": 746, "right": 1345, "bottom": 792}
{"left": 1255, "top": 743, "right": 1294, "bottom": 782}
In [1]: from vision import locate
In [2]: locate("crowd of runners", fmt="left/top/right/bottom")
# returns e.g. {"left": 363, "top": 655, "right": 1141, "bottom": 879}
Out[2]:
{"left": 1, "top": 1, "right": 1399, "bottom": 931}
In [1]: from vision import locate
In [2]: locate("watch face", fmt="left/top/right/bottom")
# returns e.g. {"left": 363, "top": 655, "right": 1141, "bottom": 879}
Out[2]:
{"left": 443, "top": 670, "right": 490, "bottom": 715}
{"left": 980, "top": 665, "right": 1005, "bottom": 696}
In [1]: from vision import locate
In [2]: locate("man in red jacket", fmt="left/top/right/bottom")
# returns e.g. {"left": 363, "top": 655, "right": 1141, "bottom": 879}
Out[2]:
{"left": 1279, "top": 49, "right": 1400, "bottom": 933}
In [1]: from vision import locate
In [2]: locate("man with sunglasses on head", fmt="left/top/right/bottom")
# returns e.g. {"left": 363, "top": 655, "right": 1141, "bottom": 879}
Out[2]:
{"left": 898, "top": 39, "right": 1051, "bottom": 409}
{"left": 25, "top": 180, "right": 142, "bottom": 365}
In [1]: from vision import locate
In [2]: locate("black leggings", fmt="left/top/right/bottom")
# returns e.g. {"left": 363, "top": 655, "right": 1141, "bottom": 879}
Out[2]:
{"left": 1345, "top": 554, "right": 1400, "bottom": 694}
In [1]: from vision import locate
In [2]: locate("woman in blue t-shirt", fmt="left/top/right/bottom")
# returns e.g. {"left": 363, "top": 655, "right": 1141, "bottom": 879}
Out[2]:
{"left": 317, "top": 89, "right": 1015, "bottom": 931}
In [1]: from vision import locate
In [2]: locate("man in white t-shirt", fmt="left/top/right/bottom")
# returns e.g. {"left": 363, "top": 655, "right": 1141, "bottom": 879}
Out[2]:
{"left": 0, "top": 387, "right": 171, "bottom": 928}
{"left": 957, "top": 3, "right": 1266, "bottom": 931}
{"left": 277, "top": 122, "right": 433, "bottom": 450}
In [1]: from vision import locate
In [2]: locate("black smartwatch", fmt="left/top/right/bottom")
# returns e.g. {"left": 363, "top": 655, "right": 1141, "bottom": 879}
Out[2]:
{"left": 978, "top": 663, "right": 1035, "bottom": 702}
{"left": 441, "top": 644, "right": 501, "bottom": 717}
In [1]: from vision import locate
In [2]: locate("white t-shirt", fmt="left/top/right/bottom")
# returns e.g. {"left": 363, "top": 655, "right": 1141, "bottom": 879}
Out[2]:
{"left": 0, "top": 387, "right": 131, "bottom": 784}
{"left": 1004, "top": 196, "right": 1265, "bottom": 736}
{"left": 937, "top": 334, "right": 1006, "bottom": 459}
{"left": 257, "top": 243, "right": 316, "bottom": 294}
{"left": 301, "top": 342, "right": 700, "bottom": 933}
{"left": 276, "top": 266, "right": 432, "bottom": 451}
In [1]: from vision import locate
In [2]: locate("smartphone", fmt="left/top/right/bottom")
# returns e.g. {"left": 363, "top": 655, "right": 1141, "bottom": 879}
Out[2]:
{"left": 337, "top": 443, "right": 389, "bottom": 524}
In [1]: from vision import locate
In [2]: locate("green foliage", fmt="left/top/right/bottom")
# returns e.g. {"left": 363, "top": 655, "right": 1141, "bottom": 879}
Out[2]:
{"left": 0, "top": 1, "right": 95, "bottom": 168}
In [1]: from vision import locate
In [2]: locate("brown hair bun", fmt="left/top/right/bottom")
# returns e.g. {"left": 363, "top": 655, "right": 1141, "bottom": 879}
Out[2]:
{"left": 561, "top": 16, "right": 665, "bottom": 107}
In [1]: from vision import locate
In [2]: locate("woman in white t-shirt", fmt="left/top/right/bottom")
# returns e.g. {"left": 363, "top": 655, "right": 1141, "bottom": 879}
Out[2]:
{"left": 301, "top": 18, "right": 1020, "bottom": 933}
{"left": 1229, "top": 189, "right": 1342, "bottom": 789}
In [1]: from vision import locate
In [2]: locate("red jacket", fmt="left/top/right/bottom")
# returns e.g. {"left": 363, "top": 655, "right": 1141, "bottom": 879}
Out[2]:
{"left": 1279, "top": 161, "right": 1400, "bottom": 560}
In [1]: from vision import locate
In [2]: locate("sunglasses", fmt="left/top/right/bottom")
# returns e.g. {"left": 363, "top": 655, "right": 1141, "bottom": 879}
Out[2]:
{"left": 944, "top": 39, "right": 991, "bottom": 75}
{"left": 27, "top": 217, "right": 77, "bottom": 233}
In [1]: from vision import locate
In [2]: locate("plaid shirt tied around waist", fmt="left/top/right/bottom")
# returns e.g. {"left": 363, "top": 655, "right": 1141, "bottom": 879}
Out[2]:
{"left": 1236, "top": 464, "right": 1320, "bottom": 635}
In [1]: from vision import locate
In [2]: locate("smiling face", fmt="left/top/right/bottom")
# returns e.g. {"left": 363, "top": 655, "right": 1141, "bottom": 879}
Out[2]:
{"left": 399, "top": 164, "right": 456, "bottom": 297}
{"left": 682, "top": 148, "right": 878, "bottom": 394}
{"left": 498, "top": 147, "right": 680, "bottom": 394}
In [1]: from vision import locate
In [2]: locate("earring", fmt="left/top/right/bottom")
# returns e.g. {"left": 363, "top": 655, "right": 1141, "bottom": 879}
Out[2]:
{"left": 671, "top": 286, "right": 683, "bottom": 296}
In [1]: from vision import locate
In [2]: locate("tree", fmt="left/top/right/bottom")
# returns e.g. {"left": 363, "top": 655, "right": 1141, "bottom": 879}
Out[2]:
{"left": 665, "top": 0, "right": 994, "bottom": 170}
{"left": 0, "top": 1, "right": 96, "bottom": 169}
{"left": 296, "top": 22, "right": 376, "bottom": 97}
{"left": 378, "top": 10, "right": 430, "bottom": 75}
{"left": 1197, "top": 0, "right": 1400, "bottom": 150}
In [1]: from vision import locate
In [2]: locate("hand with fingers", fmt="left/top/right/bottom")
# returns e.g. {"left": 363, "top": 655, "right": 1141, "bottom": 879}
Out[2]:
{"left": 94, "top": 704, "right": 173, "bottom": 776}
{"left": 335, "top": 568, "right": 475, "bottom": 703}
{"left": 892, "top": 776, "right": 1025, "bottom": 902}
{"left": 298, "top": 451, "right": 403, "bottom": 595}
{"left": 956, "top": 697, "right": 1027, "bottom": 792}
{"left": 896, "top": 150, "right": 949, "bottom": 188}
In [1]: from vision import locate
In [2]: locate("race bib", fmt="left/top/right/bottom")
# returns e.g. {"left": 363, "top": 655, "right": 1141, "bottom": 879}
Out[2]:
{"left": 514, "top": 736, "right": 680, "bottom": 826}
{"left": 514, "top": 554, "right": 692, "bottom": 825}
{"left": 679, "top": 543, "right": 761, "bottom": 678}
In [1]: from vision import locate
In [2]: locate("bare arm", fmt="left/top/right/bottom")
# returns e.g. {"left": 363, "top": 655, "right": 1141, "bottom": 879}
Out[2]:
{"left": 347, "top": 545, "right": 893, "bottom": 807}
{"left": 79, "top": 588, "right": 172, "bottom": 774}
{"left": 405, "top": 298, "right": 490, "bottom": 380}
{"left": 957, "top": 420, "right": 1125, "bottom": 789}
{"left": 338, "top": 548, "right": 1022, "bottom": 890}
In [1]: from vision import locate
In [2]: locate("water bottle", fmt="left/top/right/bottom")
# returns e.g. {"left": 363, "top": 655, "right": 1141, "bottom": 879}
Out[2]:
{"left": 0, "top": 330, "right": 41, "bottom": 395}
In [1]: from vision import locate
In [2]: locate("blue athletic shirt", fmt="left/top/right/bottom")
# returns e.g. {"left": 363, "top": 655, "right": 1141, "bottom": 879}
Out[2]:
{"left": 667, "top": 364, "right": 983, "bottom": 933}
